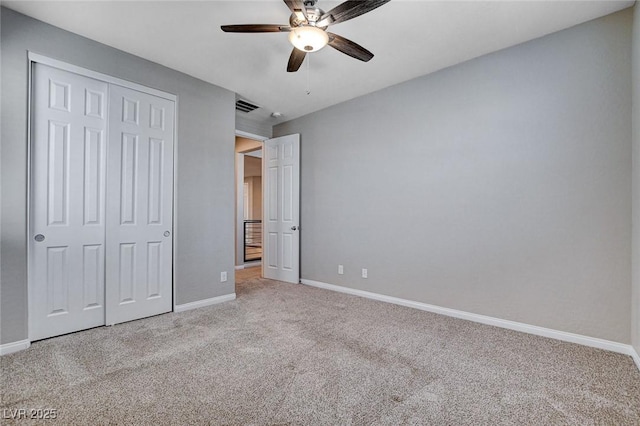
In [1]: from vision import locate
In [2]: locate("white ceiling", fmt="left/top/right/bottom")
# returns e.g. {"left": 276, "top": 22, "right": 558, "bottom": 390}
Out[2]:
{"left": 3, "top": 0, "right": 634, "bottom": 126}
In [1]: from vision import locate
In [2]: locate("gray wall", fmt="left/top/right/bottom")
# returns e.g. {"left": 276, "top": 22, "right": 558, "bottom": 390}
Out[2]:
{"left": 275, "top": 9, "right": 633, "bottom": 343}
{"left": 632, "top": 3, "right": 640, "bottom": 355}
{"left": 1, "top": 8, "right": 236, "bottom": 345}
{"left": 237, "top": 115, "right": 272, "bottom": 139}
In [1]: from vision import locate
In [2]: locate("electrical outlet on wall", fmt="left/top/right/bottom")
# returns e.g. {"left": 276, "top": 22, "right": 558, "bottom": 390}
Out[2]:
{"left": 362, "top": 268, "right": 368, "bottom": 279}
{"left": 338, "top": 264, "right": 344, "bottom": 275}
{"left": 221, "top": 271, "right": 228, "bottom": 282}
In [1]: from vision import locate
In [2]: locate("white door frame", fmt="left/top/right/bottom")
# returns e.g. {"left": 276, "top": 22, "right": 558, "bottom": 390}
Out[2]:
{"left": 236, "top": 130, "right": 268, "bottom": 142}
{"left": 26, "top": 53, "right": 179, "bottom": 341}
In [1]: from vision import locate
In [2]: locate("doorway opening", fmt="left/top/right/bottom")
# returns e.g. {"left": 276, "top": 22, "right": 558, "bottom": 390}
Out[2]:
{"left": 243, "top": 150, "right": 263, "bottom": 262}
{"left": 235, "top": 134, "right": 264, "bottom": 281}
{"left": 234, "top": 132, "right": 301, "bottom": 287}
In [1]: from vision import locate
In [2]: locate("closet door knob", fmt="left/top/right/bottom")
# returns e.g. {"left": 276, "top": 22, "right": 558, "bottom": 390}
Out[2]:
{"left": 164, "top": 231, "right": 171, "bottom": 237}
{"left": 34, "top": 234, "right": 45, "bottom": 242}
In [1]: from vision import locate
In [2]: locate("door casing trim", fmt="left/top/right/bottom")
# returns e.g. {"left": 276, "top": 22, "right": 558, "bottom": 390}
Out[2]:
{"left": 28, "top": 53, "right": 177, "bottom": 101}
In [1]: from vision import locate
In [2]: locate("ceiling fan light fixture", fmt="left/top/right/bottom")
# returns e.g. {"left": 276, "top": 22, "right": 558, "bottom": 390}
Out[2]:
{"left": 221, "top": 0, "right": 390, "bottom": 72}
{"left": 288, "top": 25, "right": 329, "bottom": 52}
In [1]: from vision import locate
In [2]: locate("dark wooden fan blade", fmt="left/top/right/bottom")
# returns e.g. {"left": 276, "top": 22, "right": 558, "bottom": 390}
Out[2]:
{"left": 319, "top": 0, "right": 390, "bottom": 26}
{"left": 283, "top": 0, "right": 308, "bottom": 22}
{"left": 221, "top": 24, "right": 291, "bottom": 33}
{"left": 287, "top": 48, "right": 307, "bottom": 72}
{"left": 327, "top": 33, "right": 374, "bottom": 62}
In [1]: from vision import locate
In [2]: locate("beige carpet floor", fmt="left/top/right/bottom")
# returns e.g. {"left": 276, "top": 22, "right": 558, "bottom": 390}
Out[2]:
{"left": 2, "top": 269, "right": 639, "bottom": 424}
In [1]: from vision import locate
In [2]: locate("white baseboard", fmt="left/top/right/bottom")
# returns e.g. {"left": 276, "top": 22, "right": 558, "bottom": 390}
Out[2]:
{"left": 301, "top": 279, "right": 638, "bottom": 361}
{"left": 0, "top": 339, "right": 31, "bottom": 356}
{"left": 174, "top": 293, "right": 236, "bottom": 313}
{"left": 235, "top": 261, "right": 261, "bottom": 270}
{"left": 631, "top": 346, "right": 640, "bottom": 371}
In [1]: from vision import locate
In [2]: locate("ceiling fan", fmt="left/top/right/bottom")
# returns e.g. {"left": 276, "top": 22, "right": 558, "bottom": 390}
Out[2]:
{"left": 221, "top": 0, "right": 390, "bottom": 72}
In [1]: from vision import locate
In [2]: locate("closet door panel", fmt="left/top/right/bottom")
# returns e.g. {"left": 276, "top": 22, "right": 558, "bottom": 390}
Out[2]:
{"left": 106, "top": 84, "right": 174, "bottom": 325}
{"left": 30, "top": 64, "right": 107, "bottom": 341}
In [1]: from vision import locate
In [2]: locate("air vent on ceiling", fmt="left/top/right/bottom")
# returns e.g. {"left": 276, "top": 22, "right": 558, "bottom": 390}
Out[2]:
{"left": 236, "top": 99, "right": 260, "bottom": 113}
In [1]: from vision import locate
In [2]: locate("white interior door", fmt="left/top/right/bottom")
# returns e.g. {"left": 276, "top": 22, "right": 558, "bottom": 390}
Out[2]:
{"left": 263, "top": 134, "right": 300, "bottom": 283}
{"left": 105, "top": 84, "right": 175, "bottom": 325}
{"left": 30, "top": 63, "right": 108, "bottom": 340}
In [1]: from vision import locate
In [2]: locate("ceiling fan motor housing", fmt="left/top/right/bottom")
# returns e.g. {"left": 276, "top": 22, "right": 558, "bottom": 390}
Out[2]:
{"left": 289, "top": 7, "right": 326, "bottom": 28}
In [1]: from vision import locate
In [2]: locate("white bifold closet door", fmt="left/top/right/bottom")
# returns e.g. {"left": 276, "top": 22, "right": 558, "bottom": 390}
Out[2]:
{"left": 30, "top": 63, "right": 174, "bottom": 341}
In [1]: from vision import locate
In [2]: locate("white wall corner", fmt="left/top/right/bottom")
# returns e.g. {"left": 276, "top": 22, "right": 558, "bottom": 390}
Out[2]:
{"left": 174, "top": 293, "right": 236, "bottom": 313}
{"left": 301, "top": 279, "right": 637, "bottom": 358}
{"left": 0, "top": 339, "right": 31, "bottom": 356}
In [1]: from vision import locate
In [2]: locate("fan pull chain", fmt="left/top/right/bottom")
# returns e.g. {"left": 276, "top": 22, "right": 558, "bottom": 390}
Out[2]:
{"left": 306, "top": 54, "right": 311, "bottom": 96}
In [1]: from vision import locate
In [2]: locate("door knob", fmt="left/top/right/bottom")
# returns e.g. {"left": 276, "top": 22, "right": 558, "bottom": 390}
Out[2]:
{"left": 164, "top": 231, "right": 171, "bottom": 237}
{"left": 291, "top": 226, "right": 298, "bottom": 231}
{"left": 34, "top": 234, "right": 45, "bottom": 242}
